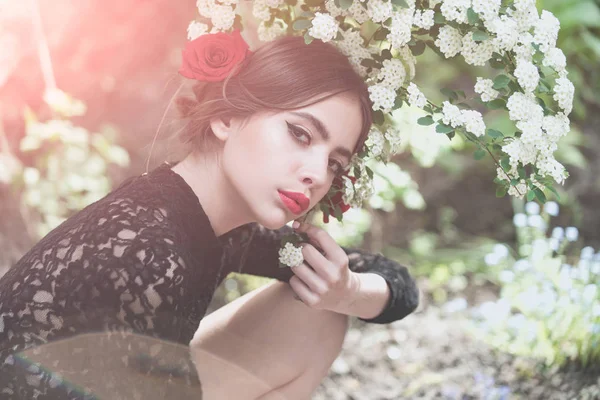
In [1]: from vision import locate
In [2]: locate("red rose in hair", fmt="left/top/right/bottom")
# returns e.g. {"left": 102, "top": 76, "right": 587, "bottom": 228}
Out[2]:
{"left": 322, "top": 175, "right": 356, "bottom": 223}
{"left": 179, "top": 29, "right": 251, "bottom": 82}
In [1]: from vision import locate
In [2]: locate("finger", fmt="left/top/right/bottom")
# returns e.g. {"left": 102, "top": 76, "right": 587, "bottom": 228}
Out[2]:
{"left": 289, "top": 275, "right": 319, "bottom": 307}
{"left": 291, "top": 262, "right": 329, "bottom": 295}
{"left": 301, "top": 244, "right": 340, "bottom": 284}
{"left": 294, "top": 222, "right": 347, "bottom": 267}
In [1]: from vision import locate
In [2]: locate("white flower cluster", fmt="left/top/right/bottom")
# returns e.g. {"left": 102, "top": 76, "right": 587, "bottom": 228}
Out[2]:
{"left": 441, "top": 101, "right": 486, "bottom": 137}
{"left": 309, "top": 12, "right": 339, "bottom": 42}
{"left": 474, "top": 77, "right": 499, "bottom": 102}
{"left": 278, "top": 242, "right": 304, "bottom": 267}
{"left": 185, "top": 0, "right": 573, "bottom": 215}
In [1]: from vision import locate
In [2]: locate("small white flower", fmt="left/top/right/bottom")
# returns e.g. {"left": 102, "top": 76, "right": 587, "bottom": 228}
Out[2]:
{"left": 461, "top": 110, "right": 486, "bottom": 137}
{"left": 565, "top": 226, "right": 579, "bottom": 242}
{"left": 553, "top": 77, "right": 575, "bottom": 115}
{"left": 412, "top": 9, "right": 434, "bottom": 29}
{"left": 435, "top": 26, "right": 463, "bottom": 58}
{"left": 278, "top": 242, "right": 304, "bottom": 267}
{"left": 378, "top": 58, "right": 406, "bottom": 91}
{"left": 406, "top": 83, "right": 427, "bottom": 109}
{"left": 513, "top": 213, "right": 527, "bottom": 228}
{"left": 551, "top": 226, "right": 564, "bottom": 240}
{"left": 367, "top": 0, "right": 393, "bottom": 23}
{"left": 187, "top": 21, "right": 209, "bottom": 40}
{"left": 474, "top": 77, "right": 499, "bottom": 102}
{"left": 309, "top": 12, "right": 339, "bottom": 42}
{"left": 525, "top": 201, "right": 540, "bottom": 215}
{"left": 514, "top": 59, "right": 540, "bottom": 93}
{"left": 441, "top": 101, "right": 463, "bottom": 128}
{"left": 368, "top": 84, "right": 396, "bottom": 113}
{"left": 543, "top": 201, "right": 559, "bottom": 216}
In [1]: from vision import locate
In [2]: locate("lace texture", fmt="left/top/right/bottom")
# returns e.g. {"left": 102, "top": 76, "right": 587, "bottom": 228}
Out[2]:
{"left": 0, "top": 163, "right": 418, "bottom": 398}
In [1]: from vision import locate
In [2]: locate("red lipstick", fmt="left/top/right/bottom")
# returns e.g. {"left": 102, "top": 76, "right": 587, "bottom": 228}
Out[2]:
{"left": 278, "top": 190, "right": 310, "bottom": 214}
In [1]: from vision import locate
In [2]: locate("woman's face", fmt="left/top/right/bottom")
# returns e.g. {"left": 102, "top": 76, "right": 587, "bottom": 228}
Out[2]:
{"left": 210, "top": 93, "right": 364, "bottom": 229}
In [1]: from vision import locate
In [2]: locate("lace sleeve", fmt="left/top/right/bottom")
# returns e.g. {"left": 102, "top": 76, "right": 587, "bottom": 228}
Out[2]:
{"left": 221, "top": 223, "right": 419, "bottom": 324}
{"left": 0, "top": 195, "right": 203, "bottom": 397}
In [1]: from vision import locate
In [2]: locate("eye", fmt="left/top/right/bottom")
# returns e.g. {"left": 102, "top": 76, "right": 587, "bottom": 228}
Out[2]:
{"left": 286, "top": 122, "right": 311, "bottom": 145}
{"left": 329, "top": 160, "right": 346, "bottom": 176}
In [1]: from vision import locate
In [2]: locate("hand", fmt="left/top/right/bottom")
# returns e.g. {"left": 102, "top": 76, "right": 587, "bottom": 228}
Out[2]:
{"left": 288, "top": 220, "right": 360, "bottom": 313}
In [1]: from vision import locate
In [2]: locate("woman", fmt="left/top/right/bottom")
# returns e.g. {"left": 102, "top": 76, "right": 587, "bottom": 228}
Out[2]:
{"left": 0, "top": 32, "right": 419, "bottom": 399}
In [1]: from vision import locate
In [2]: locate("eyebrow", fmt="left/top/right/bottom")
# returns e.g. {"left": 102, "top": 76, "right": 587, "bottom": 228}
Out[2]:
{"left": 289, "top": 111, "right": 353, "bottom": 161}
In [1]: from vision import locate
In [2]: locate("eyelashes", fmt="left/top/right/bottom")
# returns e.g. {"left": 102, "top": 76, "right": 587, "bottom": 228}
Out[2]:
{"left": 286, "top": 122, "right": 346, "bottom": 176}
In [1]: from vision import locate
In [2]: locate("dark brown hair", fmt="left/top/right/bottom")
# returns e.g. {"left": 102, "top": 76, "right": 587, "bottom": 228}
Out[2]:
{"left": 175, "top": 35, "right": 373, "bottom": 156}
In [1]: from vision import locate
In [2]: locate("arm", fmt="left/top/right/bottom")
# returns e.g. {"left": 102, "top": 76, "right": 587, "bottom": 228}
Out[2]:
{"left": 221, "top": 223, "right": 420, "bottom": 324}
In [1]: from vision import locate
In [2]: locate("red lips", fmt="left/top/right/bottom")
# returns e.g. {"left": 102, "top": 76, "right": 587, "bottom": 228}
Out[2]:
{"left": 278, "top": 190, "right": 310, "bottom": 214}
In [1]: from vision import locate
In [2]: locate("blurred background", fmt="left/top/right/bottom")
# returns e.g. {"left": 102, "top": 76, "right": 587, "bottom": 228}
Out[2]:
{"left": 0, "top": 0, "right": 599, "bottom": 398}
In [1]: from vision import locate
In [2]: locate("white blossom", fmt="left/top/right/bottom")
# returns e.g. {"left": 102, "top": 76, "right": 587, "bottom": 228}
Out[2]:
{"left": 389, "top": 9, "right": 414, "bottom": 50}
{"left": 487, "top": 15, "right": 519, "bottom": 52}
{"left": 474, "top": 77, "right": 499, "bottom": 102}
{"left": 513, "top": 32, "right": 536, "bottom": 62}
{"left": 333, "top": 28, "right": 374, "bottom": 77}
{"left": 278, "top": 242, "right": 304, "bottom": 267}
{"left": 187, "top": 21, "right": 209, "bottom": 40}
{"left": 440, "top": 0, "right": 470, "bottom": 24}
{"left": 349, "top": 1, "right": 370, "bottom": 24}
{"left": 514, "top": 59, "right": 540, "bottom": 93}
{"left": 366, "top": 128, "right": 385, "bottom": 157}
{"left": 367, "top": 0, "right": 393, "bottom": 23}
{"left": 378, "top": 58, "right": 406, "bottom": 90}
{"left": 252, "top": 0, "right": 272, "bottom": 21}
{"left": 342, "top": 175, "right": 356, "bottom": 205}
{"left": 435, "top": 26, "right": 463, "bottom": 58}
{"left": 533, "top": 10, "right": 560, "bottom": 53}
{"left": 553, "top": 77, "right": 574, "bottom": 115}
{"left": 461, "top": 33, "right": 497, "bottom": 66}
{"left": 309, "top": 12, "right": 339, "bottom": 42}
{"left": 543, "top": 47, "right": 567, "bottom": 74}
{"left": 412, "top": 9, "right": 435, "bottom": 30}
{"left": 211, "top": 4, "right": 236, "bottom": 30}
{"left": 368, "top": 84, "right": 396, "bottom": 112}
{"left": 258, "top": 20, "right": 287, "bottom": 42}
{"left": 441, "top": 101, "right": 464, "bottom": 128}
{"left": 197, "top": 0, "right": 216, "bottom": 18}
{"left": 461, "top": 110, "right": 486, "bottom": 137}
{"left": 507, "top": 92, "right": 543, "bottom": 123}
{"left": 509, "top": 0, "right": 540, "bottom": 33}
{"left": 406, "top": 82, "right": 427, "bottom": 108}
{"left": 384, "top": 126, "right": 402, "bottom": 154}
{"left": 472, "top": 0, "right": 501, "bottom": 22}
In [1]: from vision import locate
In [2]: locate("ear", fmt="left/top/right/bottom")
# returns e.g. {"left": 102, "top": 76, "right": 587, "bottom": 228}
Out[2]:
{"left": 209, "top": 116, "right": 234, "bottom": 142}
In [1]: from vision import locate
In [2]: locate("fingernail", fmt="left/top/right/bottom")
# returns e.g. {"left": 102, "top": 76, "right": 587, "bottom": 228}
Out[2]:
{"left": 292, "top": 221, "right": 300, "bottom": 229}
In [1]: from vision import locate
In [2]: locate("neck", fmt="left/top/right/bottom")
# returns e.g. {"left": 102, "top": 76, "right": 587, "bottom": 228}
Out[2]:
{"left": 171, "top": 152, "right": 254, "bottom": 237}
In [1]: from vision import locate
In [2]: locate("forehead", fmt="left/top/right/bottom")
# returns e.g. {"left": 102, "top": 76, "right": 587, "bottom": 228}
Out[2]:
{"left": 291, "top": 93, "right": 364, "bottom": 143}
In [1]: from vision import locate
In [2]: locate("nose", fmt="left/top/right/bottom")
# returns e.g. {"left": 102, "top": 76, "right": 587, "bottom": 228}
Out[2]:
{"left": 299, "top": 155, "right": 328, "bottom": 188}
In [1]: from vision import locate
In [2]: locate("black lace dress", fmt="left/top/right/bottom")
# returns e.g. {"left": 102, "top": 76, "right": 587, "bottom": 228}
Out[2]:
{"left": 0, "top": 163, "right": 419, "bottom": 399}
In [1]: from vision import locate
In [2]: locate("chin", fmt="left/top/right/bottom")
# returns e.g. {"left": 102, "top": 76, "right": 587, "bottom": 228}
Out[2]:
{"left": 256, "top": 209, "right": 290, "bottom": 230}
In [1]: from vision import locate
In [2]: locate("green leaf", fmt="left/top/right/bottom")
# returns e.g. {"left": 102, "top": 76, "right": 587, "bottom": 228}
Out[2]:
{"left": 456, "top": 90, "right": 466, "bottom": 99}
{"left": 374, "top": 28, "right": 391, "bottom": 41}
{"left": 500, "top": 157, "right": 510, "bottom": 171}
{"left": 472, "top": 30, "right": 490, "bottom": 42}
{"left": 527, "top": 190, "right": 535, "bottom": 201}
{"left": 496, "top": 185, "right": 508, "bottom": 198}
{"left": 474, "top": 149, "right": 486, "bottom": 160}
{"left": 467, "top": 8, "right": 480, "bottom": 25}
{"left": 410, "top": 40, "right": 426, "bottom": 56}
{"left": 373, "top": 110, "right": 385, "bottom": 125}
{"left": 492, "top": 74, "right": 511, "bottom": 90}
{"left": 487, "top": 128, "right": 504, "bottom": 139}
{"left": 440, "top": 88, "right": 458, "bottom": 100}
{"left": 487, "top": 98, "right": 507, "bottom": 110}
{"left": 391, "top": 0, "right": 410, "bottom": 8}
{"left": 304, "top": 32, "right": 314, "bottom": 44}
{"left": 304, "top": 0, "right": 324, "bottom": 6}
{"left": 338, "top": 0, "right": 353, "bottom": 10}
{"left": 366, "top": 166, "right": 374, "bottom": 179}
{"left": 417, "top": 115, "right": 435, "bottom": 126}
{"left": 293, "top": 19, "right": 312, "bottom": 30}
{"left": 360, "top": 59, "right": 380, "bottom": 68}
{"left": 546, "top": 185, "right": 561, "bottom": 201}
{"left": 518, "top": 165, "right": 526, "bottom": 179}
{"left": 534, "top": 187, "right": 546, "bottom": 203}
{"left": 489, "top": 58, "right": 505, "bottom": 69}
{"left": 436, "top": 123, "right": 454, "bottom": 134}
{"left": 300, "top": 11, "right": 315, "bottom": 18}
